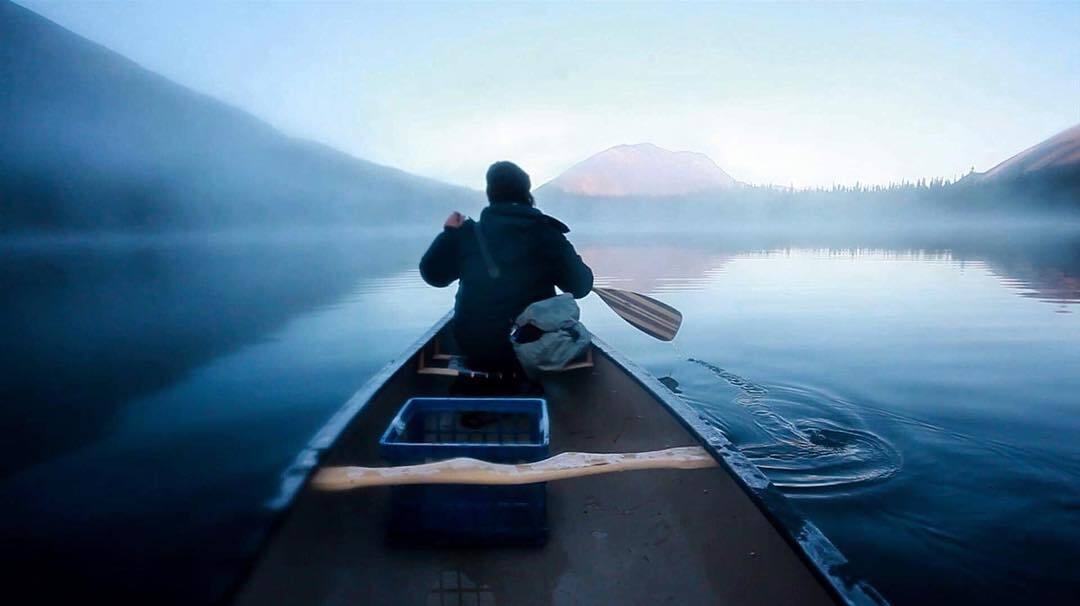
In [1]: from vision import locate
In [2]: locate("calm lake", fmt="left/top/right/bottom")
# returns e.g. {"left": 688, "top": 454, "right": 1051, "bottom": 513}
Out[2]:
{"left": 2, "top": 223, "right": 1078, "bottom": 604}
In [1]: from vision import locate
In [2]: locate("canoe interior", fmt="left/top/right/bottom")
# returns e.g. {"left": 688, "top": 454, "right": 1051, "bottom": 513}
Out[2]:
{"left": 235, "top": 318, "right": 849, "bottom": 605}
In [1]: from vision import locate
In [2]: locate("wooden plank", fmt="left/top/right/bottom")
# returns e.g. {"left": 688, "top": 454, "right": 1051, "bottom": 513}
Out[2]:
{"left": 312, "top": 446, "right": 718, "bottom": 490}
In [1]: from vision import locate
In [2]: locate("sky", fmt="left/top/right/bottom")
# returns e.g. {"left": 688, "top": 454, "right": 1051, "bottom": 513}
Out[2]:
{"left": 18, "top": 1, "right": 1080, "bottom": 190}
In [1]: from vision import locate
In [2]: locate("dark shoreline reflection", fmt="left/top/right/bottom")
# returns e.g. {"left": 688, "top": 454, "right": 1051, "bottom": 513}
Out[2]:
{"left": 0, "top": 230, "right": 427, "bottom": 479}
{"left": 965, "top": 239, "right": 1080, "bottom": 308}
{"left": 570, "top": 223, "right": 1080, "bottom": 309}
{"left": 1, "top": 229, "right": 437, "bottom": 604}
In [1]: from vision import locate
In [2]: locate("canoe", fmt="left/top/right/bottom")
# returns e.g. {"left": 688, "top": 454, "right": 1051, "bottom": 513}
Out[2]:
{"left": 233, "top": 313, "right": 885, "bottom": 605}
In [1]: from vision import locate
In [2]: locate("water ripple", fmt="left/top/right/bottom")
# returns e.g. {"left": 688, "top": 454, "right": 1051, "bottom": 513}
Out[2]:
{"left": 687, "top": 358, "right": 902, "bottom": 495}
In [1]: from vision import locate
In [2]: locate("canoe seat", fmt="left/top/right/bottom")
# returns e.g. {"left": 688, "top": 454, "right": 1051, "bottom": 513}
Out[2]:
{"left": 416, "top": 337, "right": 593, "bottom": 380}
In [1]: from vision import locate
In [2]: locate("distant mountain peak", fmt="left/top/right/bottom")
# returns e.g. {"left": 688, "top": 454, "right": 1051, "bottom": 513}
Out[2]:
{"left": 979, "top": 123, "right": 1080, "bottom": 183}
{"left": 545, "top": 143, "right": 737, "bottom": 197}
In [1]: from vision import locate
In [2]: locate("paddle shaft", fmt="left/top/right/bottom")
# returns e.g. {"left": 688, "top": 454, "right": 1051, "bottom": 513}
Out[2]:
{"left": 312, "top": 446, "right": 716, "bottom": 491}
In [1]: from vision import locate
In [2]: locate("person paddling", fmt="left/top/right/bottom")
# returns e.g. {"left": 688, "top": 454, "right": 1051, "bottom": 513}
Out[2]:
{"left": 419, "top": 161, "right": 593, "bottom": 373}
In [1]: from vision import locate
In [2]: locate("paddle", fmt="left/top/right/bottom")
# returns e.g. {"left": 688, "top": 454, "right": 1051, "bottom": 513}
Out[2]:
{"left": 312, "top": 446, "right": 716, "bottom": 490}
{"left": 593, "top": 287, "right": 682, "bottom": 341}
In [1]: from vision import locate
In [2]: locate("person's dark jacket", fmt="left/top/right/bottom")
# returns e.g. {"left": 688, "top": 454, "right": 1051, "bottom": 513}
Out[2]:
{"left": 419, "top": 203, "right": 593, "bottom": 369}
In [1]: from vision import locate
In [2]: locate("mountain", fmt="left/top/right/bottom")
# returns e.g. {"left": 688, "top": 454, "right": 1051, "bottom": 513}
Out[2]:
{"left": 0, "top": 1, "right": 479, "bottom": 232}
{"left": 972, "top": 125, "right": 1080, "bottom": 193}
{"left": 978, "top": 124, "right": 1080, "bottom": 183}
{"left": 541, "top": 143, "right": 737, "bottom": 197}
{"left": 954, "top": 124, "right": 1080, "bottom": 206}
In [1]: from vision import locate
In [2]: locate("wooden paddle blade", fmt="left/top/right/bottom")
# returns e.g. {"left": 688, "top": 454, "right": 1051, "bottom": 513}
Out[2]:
{"left": 593, "top": 287, "right": 682, "bottom": 341}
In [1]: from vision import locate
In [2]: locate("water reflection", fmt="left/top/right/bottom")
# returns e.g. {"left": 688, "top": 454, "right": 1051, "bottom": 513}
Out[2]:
{"left": 987, "top": 264, "right": 1080, "bottom": 308}
{"left": 948, "top": 231, "right": 1080, "bottom": 308}
{"left": 0, "top": 236, "right": 450, "bottom": 604}
{"left": 575, "top": 228, "right": 1080, "bottom": 310}
{"left": 0, "top": 231, "right": 427, "bottom": 478}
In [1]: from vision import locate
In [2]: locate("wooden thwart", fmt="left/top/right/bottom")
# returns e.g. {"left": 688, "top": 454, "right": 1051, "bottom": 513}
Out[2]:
{"left": 312, "top": 446, "right": 718, "bottom": 491}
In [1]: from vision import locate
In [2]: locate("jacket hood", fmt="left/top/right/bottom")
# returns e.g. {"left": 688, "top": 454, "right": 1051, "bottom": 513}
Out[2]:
{"left": 480, "top": 203, "right": 570, "bottom": 234}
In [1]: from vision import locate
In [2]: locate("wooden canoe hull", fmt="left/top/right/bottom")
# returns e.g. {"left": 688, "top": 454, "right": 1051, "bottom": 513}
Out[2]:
{"left": 235, "top": 313, "right": 885, "bottom": 605}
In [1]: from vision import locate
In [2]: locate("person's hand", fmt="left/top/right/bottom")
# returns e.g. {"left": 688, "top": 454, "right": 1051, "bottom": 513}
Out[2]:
{"left": 444, "top": 211, "right": 465, "bottom": 229}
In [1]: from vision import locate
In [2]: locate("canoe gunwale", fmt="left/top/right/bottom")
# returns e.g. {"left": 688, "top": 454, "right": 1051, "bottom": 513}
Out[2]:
{"left": 591, "top": 334, "right": 887, "bottom": 606}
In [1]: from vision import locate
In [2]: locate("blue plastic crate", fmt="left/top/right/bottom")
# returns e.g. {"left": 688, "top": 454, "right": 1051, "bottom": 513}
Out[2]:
{"left": 378, "top": 397, "right": 549, "bottom": 546}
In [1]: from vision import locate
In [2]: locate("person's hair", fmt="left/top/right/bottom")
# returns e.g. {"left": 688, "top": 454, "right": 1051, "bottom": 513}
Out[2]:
{"left": 486, "top": 161, "right": 534, "bottom": 206}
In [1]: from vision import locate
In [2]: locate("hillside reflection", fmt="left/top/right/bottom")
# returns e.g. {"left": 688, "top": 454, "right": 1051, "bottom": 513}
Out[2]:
{"left": 0, "top": 231, "right": 427, "bottom": 478}
{"left": 573, "top": 225, "right": 1080, "bottom": 308}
